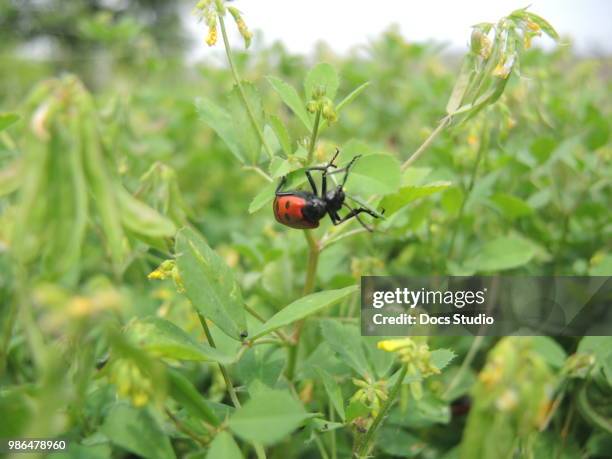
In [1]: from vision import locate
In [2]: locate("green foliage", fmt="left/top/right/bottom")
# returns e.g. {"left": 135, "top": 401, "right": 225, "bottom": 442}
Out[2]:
{"left": 251, "top": 285, "right": 357, "bottom": 339}
{"left": 0, "top": 2, "right": 609, "bottom": 459}
{"left": 175, "top": 227, "right": 248, "bottom": 341}
{"left": 228, "top": 390, "right": 310, "bottom": 445}
{"left": 101, "top": 404, "right": 176, "bottom": 459}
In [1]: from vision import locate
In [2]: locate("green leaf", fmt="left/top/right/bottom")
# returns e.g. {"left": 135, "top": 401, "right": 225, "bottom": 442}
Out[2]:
{"left": 175, "top": 227, "right": 247, "bottom": 341}
{"left": 0, "top": 388, "right": 32, "bottom": 437}
{"left": 269, "top": 115, "right": 292, "bottom": 156}
{"left": 248, "top": 168, "right": 307, "bottom": 214}
{"left": 389, "top": 395, "right": 451, "bottom": 428}
{"left": 320, "top": 319, "right": 371, "bottom": 378}
{"left": 346, "top": 399, "right": 370, "bottom": 421}
{"left": 117, "top": 188, "right": 176, "bottom": 238}
{"left": 315, "top": 367, "right": 345, "bottom": 421}
{"left": 378, "top": 426, "right": 426, "bottom": 457}
{"left": 464, "top": 235, "right": 537, "bottom": 272}
{"left": 336, "top": 82, "right": 370, "bottom": 112}
{"left": 229, "top": 390, "right": 309, "bottom": 445}
{"left": 235, "top": 347, "right": 285, "bottom": 391}
{"left": 248, "top": 180, "right": 277, "bottom": 214}
{"left": 447, "top": 56, "right": 475, "bottom": 115}
{"left": 227, "top": 82, "right": 265, "bottom": 164}
{"left": 530, "top": 337, "right": 567, "bottom": 368}
{"left": 489, "top": 193, "right": 534, "bottom": 220}
{"left": 167, "top": 369, "right": 221, "bottom": 426}
{"left": 589, "top": 254, "right": 612, "bottom": 276}
{"left": 267, "top": 76, "right": 312, "bottom": 131}
{"left": 524, "top": 11, "right": 560, "bottom": 40}
{"left": 206, "top": 432, "right": 243, "bottom": 459}
{"left": 577, "top": 336, "right": 612, "bottom": 365}
{"left": 345, "top": 153, "right": 401, "bottom": 196}
{"left": 304, "top": 63, "right": 339, "bottom": 101}
{"left": 125, "top": 317, "right": 234, "bottom": 363}
{"left": 251, "top": 285, "right": 357, "bottom": 339}
{"left": 0, "top": 113, "right": 19, "bottom": 131}
{"left": 381, "top": 182, "right": 451, "bottom": 215}
{"left": 430, "top": 349, "right": 456, "bottom": 371}
{"left": 196, "top": 97, "right": 245, "bottom": 164}
{"left": 48, "top": 444, "right": 111, "bottom": 459}
{"left": 102, "top": 404, "right": 176, "bottom": 459}
{"left": 0, "top": 160, "right": 22, "bottom": 197}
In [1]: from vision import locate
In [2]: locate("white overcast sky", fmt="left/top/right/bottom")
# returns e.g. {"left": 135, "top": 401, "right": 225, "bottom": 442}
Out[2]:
{"left": 188, "top": 0, "right": 612, "bottom": 58}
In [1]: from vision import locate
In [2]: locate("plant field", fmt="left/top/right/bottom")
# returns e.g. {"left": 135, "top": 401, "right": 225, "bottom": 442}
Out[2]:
{"left": 0, "top": 1, "right": 611, "bottom": 458}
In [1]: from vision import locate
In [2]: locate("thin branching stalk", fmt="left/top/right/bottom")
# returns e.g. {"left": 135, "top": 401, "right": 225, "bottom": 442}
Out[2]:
{"left": 443, "top": 335, "right": 484, "bottom": 400}
{"left": 165, "top": 408, "right": 211, "bottom": 446}
{"left": 355, "top": 365, "right": 408, "bottom": 458}
{"left": 313, "top": 431, "right": 331, "bottom": 459}
{"left": 307, "top": 108, "right": 322, "bottom": 163}
{"left": 401, "top": 115, "right": 451, "bottom": 171}
{"left": 242, "top": 165, "right": 273, "bottom": 182}
{"left": 244, "top": 303, "right": 292, "bottom": 344}
{"left": 197, "top": 312, "right": 241, "bottom": 408}
{"left": 197, "top": 312, "right": 267, "bottom": 459}
{"left": 447, "top": 121, "right": 489, "bottom": 259}
{"left": 330, "top": 403, "right": 337, "bottom": 459}
{"left": 218, "top": 15, "right": 275, "bottom": 161}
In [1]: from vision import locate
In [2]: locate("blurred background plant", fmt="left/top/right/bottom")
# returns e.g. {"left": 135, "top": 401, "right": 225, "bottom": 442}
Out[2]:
{"left": 0, "top": 0, "right": 611, "bottom": 458}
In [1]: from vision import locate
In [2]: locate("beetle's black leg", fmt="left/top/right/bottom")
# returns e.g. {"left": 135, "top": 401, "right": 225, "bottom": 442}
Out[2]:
{"left": 275, "top": 175, "right": 287, "bottom": 194}
{"left": 332, "top": 203, "right": 380, "bottom": 231}
{"left": 341, "top": 155, "right": 361, "bottom": 186}
{"left": 325, "top": 155, "right": 362, "bottom": 186}
{"left": 305, "top": 170, "right": 318, "bottom": 195}
{"left": 275, "top": 176, "right": 299, "bottom": 196}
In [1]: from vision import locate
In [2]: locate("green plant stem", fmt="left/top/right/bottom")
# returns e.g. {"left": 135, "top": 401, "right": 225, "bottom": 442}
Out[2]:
{"left": 218, "top": 15, "right": 274, "bottom": 161}
{"left": 244, "top": 303, "right": 291, "bottom": 344}
{"left": 355, "top": 365, "right": 408, "bottom": 458}
{"left": 285, "top": 103, "right": 324, "bottom": 382}
{"left": 330, "top": 403, "right": 337, "bottom": 459}
{"left": 165, "top": 408, "right": 210, "bottom": 446}
{"left": 307, "top": 108, "right": 322, "bottom": 164}
{"left": 197, "top": 312, "right": 267, "bottom": 459}
{"left": 446, "top": 122, "right": 488, "bottom": 259}
{"left": 313, "top": 432, "right": 330, "bottom": 459}
{"left": 0, "top": 291, "right": 17, "bottom": 377}
{"left": 401, "top": 115, "right": 451, "bottom": 171}
{"left": 443, "top": 335, "right": 484, "bottom": 400}
{"left": 242, "top": 165, "right": 273, "bottom": 182}
{"left": 302, "top": 230, "right": 320, "bottom": 296}
{"left": 197, "top": 312, "right": 241, "bottom": 408}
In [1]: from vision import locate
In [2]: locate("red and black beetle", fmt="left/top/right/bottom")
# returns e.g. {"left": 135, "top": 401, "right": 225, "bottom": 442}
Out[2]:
{"left": 273, "top": 149, "right": 383, "bottom": 231}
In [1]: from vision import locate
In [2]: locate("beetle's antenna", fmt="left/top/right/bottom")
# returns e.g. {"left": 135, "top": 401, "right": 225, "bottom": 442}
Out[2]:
{"left": 328, "top": 148, "right": 340, "bottom": 168}
{"left": 342, "top": 202, "right": 374, "bottom": 232}
{"left": 345, "top": 194, "right": 385, "bottom": 219}
{"left": 355, "top": 213, "right": 374, "bottom": 232}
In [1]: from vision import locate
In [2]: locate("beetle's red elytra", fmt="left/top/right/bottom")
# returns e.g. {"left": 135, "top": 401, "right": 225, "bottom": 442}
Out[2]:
{"left": 273, "top": 194, "right": 320, "bottom": 229}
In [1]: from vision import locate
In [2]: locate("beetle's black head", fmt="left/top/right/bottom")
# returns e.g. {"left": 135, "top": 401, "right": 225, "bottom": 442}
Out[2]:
{"left": 325, "top": 185, "right": 345, "bottom": 212}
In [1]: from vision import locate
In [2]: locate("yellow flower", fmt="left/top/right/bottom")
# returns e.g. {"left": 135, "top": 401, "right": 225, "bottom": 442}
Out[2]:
{"left": 377, "top": 338, "right": 414, "bottom": 353}
{"left": 206, "top": 26, "right": 218, "bottom": 46}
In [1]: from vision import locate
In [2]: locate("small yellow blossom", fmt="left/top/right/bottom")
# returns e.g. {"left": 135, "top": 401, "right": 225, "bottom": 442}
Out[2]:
{"left": 527, "top": 21, "right": 541, "bottom": 32}
{"left": 377, "top": 338, "right": 413, "bottom": 353}
{"left": 206, "top": 26, "right": 217, "bottom": 46}
{"left": 496, "top": 389, "right": 519, "bottom": 411}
